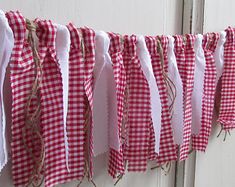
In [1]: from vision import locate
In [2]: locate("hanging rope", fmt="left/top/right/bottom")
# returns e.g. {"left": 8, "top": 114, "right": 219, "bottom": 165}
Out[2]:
{"left": 22, "top": 18, "right": 45, "bottom": 187}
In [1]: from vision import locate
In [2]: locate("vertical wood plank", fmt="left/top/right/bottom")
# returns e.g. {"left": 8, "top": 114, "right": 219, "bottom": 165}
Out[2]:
{"left": 176, "top": 1, "right": 205, "bottom": 187}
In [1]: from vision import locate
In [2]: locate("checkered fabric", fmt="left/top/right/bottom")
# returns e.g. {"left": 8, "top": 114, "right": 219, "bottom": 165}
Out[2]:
{"left": 173, "top": 34, "right": 195, "bottom": 160}
{"left": 122, "top": 35, "right": 152, "bottom": 171}
{"left": 192, "top": 33, "right": 219, "bottom": 151}
{"left": 6, "top": 11, "right": 37, "bottom": 187}
{"left": 81, "top": 27, "right": 96, "bottom": 177}
{"left": 34, "top": 18, "right": 68, "bottom": 187}
{"left": 108, "top": 32, "right": 125, "bottom": 177}
{"left": 145, "top": 36, "right": 177, "bottom": 164}
{"left": 59, "top": 23, "right": 86, "bottom": 182}
{"left": 218, "top": 27, "right": 235, "bottom": 130}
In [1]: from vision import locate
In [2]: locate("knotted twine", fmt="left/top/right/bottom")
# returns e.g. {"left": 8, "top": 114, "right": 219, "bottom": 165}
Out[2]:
{"left": 22, "top": 19, "right": 45, "bottom": 187}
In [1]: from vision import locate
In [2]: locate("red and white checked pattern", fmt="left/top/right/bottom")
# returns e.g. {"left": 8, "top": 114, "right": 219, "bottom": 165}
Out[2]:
{"left": 122, "top": 35, "right": 152, "bottom": 171}
{"left": 34, "top": 19, "right": 68, "bottom": 187}
{"left": 145, "top": 36, "right": 177, "bottom": 164}
{"left": 192, "top": 33, "right": 219, "bottom": 151}
{"left": 6, "top": 11, "right": 37, "bottom": 187}
{"left": 81, "top": 27, "right": 96, "bottom": 177}
{"left": 108, "top": 32, "right": 125, "bottom": 177}
{"left": 218, "top": 27, "right": 235, "bottom": 130}
{"left": 59, "top": 23, "right": 86, "bottom": 182}
{"left": 174, "top": 35, "right": 195, "bottom": 160}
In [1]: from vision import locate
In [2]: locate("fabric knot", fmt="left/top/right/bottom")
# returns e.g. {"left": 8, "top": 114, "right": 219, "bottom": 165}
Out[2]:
{"left": 67, "top": 23, "right": 81, "bottom": 50}
{"left": 95, "top": 31, "right": 110, "bottom": 55}
{"left": 108, "top": 32, "right": 123, "bottom": 54}
{"left": 203, "top": 32, "right": 220, "bottom": 52}
{"left": 123, "top": 35, "right": 137, "bottom": 57}
{"left": 145, "top": 36, "right": 157, "bottom": 55}
{"left": 5, "top": 11, "right": 26, "bottom": 44}
{"left": 34, "top": 18, "right": 57, "bottom": 48}
{"left": 185, "top": 34, "right": 195, "bottom": 50}
{"left": 225, "top": 27, "right": 235, "bottom": 45}
{"left": 173, "top": 35, "right": 185, "bottom": 53}
{"left": 80, "top": 27, "right": 95, "bottom": 56}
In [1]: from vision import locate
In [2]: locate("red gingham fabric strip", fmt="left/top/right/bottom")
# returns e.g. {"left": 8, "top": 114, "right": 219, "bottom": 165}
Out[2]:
{"left": 122, "top": 35, "right": 151, "bottom": 172}
{"left": 218, "top": 27, "right": 235, "bottom": 130}
{"left": 34, "top": 19, "right": 68, "bottom": 187}
{"left": 81, "top": 27, "right": 96, "bottom": 177}
{"left": 192, "top": 33, "right": 219, "bottom": 151}
{"left": 108, "top": 32, "right": 125, "bottom": 177}
{"left": 6, "top": 11, "right": 37, "bottom": 187}
{"left": 60, "top": 23, "right": 86, "bottom": 182}
{"left": 174, "top": 35, "right": 195, "bottom": 160}
{"left": 145, "top": 36, "right": 177, "bottom": 164}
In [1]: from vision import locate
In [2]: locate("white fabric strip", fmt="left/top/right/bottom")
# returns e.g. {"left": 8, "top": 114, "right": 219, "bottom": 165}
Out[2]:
{"left": 93, "top": 31, "right": 119, "bottom": 156}
{"left": 214, "top": 31, "right": 226, "bottom": 84}
{"left": 0, "top": 10, "right": 14, "bottom": 171}
{"left": 55, "top": 24, "right": 70, "bottom": 172}
{"left": 137, "top": 35, "right": 162, "bottom": 153}
{"left": 167, "top": 36, "right": 184, "bottom": 145}
{"left": 191, "top": 34, "right": 206, "bottom": 135}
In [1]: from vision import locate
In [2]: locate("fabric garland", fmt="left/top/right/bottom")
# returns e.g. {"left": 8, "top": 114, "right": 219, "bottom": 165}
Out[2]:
{"left": 1, "top": 9, "right": 235, "bottom": 187}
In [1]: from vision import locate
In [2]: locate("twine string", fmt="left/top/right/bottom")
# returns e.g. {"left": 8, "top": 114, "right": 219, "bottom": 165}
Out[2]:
{"left": 216, "top": 124, "right": 231, "bottom": 141}
{"left": 22, "top": 19, "right": 45, "bottom": 187}
{"left": 151, "top": 161, "right": 172, "bottom": 175}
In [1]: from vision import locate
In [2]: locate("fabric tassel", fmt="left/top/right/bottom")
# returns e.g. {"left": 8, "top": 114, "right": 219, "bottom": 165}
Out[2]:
{"left": 174, "top": 34, "right": 195, "bottom": 160}
{"left": 217, "top": 27, "right": 235, "bottom": 130}
{"left": 192, "top": 33, "right": 219, "bottom": 151}
{"left": 137, "top": 35, "right": 162, "bottom": 153}
{"left": 93, "top": 31, "right": 119, "bottom": 156}
{"left": 167, "top": 35, "right": 184, "bottom": 145}
{"left": 34, "top": 18, "right": 68, "bottom": 187}
{"left": 64, "top": 23, "right": 87, "bottom": 183}
{"left": 108, "top": 32, "right": 125, "bottom": 178}
{"left": 55, "top": 23, "right": 71, "bottom": 172}
{"left": 145, "top": 35, "right": 177, "bottom": 165}
{"left": 0, "top": 10, "right": 14, "bottom": 172}
{"left": 122, "top": 35, "right": 151, "bottom": 172}
{"left": 191, "top": 34, "right": 206, "bottom": 135}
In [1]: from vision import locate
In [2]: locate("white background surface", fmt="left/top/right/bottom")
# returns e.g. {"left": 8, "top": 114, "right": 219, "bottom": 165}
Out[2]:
{"left": 0, "top": 1, "right": 182, "bottom": 187}
{"left": 194, "top": 1, "right": 235, "bottom": 187}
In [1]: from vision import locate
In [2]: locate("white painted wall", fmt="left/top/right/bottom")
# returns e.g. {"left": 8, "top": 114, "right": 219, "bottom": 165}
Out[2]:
{"left": 203, "top": 0, "right": 235, "bottom": 33}
{"left": 0, "top": 1, "right": 183, "bottom": 187}
{"left": 194, "top": 1, "right": 235, "bottom": 187}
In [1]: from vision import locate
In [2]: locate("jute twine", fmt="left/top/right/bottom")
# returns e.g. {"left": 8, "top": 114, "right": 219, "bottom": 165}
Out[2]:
{"left": 214, "top": 81, "right": 230, "bottom": 141}
{"left": 22, "top": 19, "right": 45, "bottom": 187}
